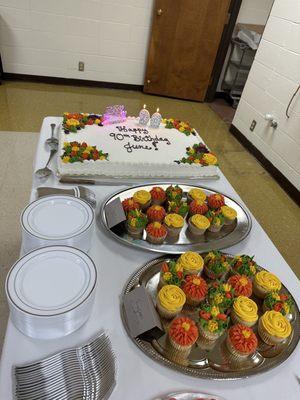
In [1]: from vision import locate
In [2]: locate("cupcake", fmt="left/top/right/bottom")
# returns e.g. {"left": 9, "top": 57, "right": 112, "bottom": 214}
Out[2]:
{"left": 207, "top": 193, "right": 225, "bottom": 209}
{"left": 198, "top": 304, "right": 229, "bottom": 341}
{"left": 206, "top": 210, "right": 225, "bottom": 232}
{"left": 189, "top": 199, "right": 209, "bottom": 216}
{"left": 188, "top": 214, "right": 210, "bottom": 235}
{"left": 226, "top": 324, "right": 258, "bottom": 361}
{"left": 227, "top": 274, "right": 253, "bottom": 297}
{"left": 122, "top": 197, "right": 140, "bottom": 213}
{"left": 168, "top": 316, "right": 198, "bottom": 361}
{"left": 159, "top": 260, "right": 184, "bottom": 287}
{"left": 167, "top": 200, "right": 189, "bottom": 218}
{"left": 166, "top": 185, "right": 183, "bottom": 202}
{"left": 230, "top": 255, "right": 257, "bottom": 278}
{"left": 164, "top": 213, "right": 184, "bottom": 237}
{"left": 156, "top": 285, "right": 186, "bottom": 319}
{"left": 204, "top": 251, "right": 230, "bottom": 280}
{"left": 187, "top": 188, "right": 206, "bottom": 203}
{"left": 181, "top": 275, "right": 208, "bottom": 306}
{"left": 253, "top": 271, "right": 282, "bottom": 299}
{"left": 146, "top": 205, "right": 166, "bottom": 222}
{"left": 146, "top": 222, "right": 168, "bottom": 244}
{"left": 231, "top": 296, "right": 258, "bottom": 327}
{"left": 126, "top": 209, "right": 148, "bottom": 236}
{"left": 263, "top": 292, "right": 293, "bottom": 318}
{"left": 132, "top": 190, "right": 151, "bottom": 210}
{"left": 208, "top": 281, "right": 234, "bottom": 311}
{"left": 176, "top": 251, "right": 204, "bottom": 276}
{"left": 258, "top": 311, "right": 292, "bottom": 345}
{"left": 221, "top": 205, "right": 237, "bottom": 225}
{"left": 150, "top": 186, "right": 166, "bottom": 205}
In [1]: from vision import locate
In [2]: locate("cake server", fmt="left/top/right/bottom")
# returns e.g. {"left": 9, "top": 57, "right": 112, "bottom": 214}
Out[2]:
{"left": 35, "top": 144, "right": 58, "bottom": 179}
{"left": 36, "top": 186, "right": 96, "bottom": 208}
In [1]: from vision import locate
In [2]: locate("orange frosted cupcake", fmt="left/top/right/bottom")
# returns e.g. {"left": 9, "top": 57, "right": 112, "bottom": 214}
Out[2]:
{"left": 226, "top": 324, "right": 258, "bottom": 361}
{"left": 146, "top": 205, "right": 166, "bottom": 222}
{"left": 146, "top": 222, "right": 167, "bottom": 244}
{"left": 228, "top": 275, "right": 253, "bottom": 297}
{"left": 189, "top": 199, "right": 209, "bottom": 216}
{"left": 168, "top": 316, "right": 198, "bottom": 360}
{"left": 182, "top": 275, "right": 208, "bottom": 306}
{"left": 122, "top": 197, "right": 140, "bottom": 213}
{"left": 207, "top": 194, "right": 225, "bottom": 209}
{"left": 150, "top": 186, "right": 166, "bottom": 205}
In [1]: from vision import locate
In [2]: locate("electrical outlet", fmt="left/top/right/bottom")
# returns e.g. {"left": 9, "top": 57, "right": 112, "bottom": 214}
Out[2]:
{"left": 250, "top": 120, "right": 257, "bottom": 131}
{"left": 78, "top": 61, "right": 84, "bottom": 72}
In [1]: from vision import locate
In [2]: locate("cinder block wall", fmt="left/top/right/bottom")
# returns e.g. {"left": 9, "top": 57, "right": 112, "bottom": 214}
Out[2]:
{"left": 232, "top": 0, "right": 300, "bottom": 190}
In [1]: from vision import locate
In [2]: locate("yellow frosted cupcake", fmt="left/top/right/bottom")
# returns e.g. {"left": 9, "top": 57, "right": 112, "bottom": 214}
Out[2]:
{"left": 188, "top": 214, "right": 210, "bottom": 235}
{"left": 156, "top": 285, "right": 186, "bottom": 319}
{"left": 176, "top": 251, "right": 204, "bottom": 275}
{"left": 231, "top": 296, "right": 258, "bottom": 327}
{"left": 221, "top": 206, "right": 237, "bottom": 225}
{"left": 187, "top": 188, "right": 206, "bottom": 203}
{"left": 258, "top": 311, "right": 292, "bottom": 345}
{"left": 164, "top": 213, "right": 184, "bottom": 237}
{"left": 253, "top": 271, "right": 281, "bottom": 298}
{"left": 132, "top": 190, "right": 151, "bottom": 210}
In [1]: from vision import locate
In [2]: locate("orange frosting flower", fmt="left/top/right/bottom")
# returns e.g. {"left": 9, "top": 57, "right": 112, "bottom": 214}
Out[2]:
{"left": 207, "top": 194, "right": 225, "bottom": 209}
{"left": 169, "top": 317, "right": 198, "bottom": 346}
{"left": 189, "top": 200, "right": 209, "bottom": 216}
{"left": 122, "top": 197, "right": 140, "bottom": 212}
{"left": 150, "top": 187, "right": 166, "bottom": 202}
{"left": 228, "top": 275, "right": 253, "bottom": 297}
{"left": 182, "top": 275, "right": 208, "bottom": 301}
{"left": 146, "top": 205, "right": 166, "bottom": 222}
{"left": 228, "top": 324, "right": 258, "bottom": 354}
{"left": 146, "top": 222, "right": 167, "bottom": 238}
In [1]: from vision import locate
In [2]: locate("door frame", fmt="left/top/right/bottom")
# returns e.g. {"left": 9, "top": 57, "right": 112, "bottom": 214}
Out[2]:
{"left": 205, "top": 0, "right": 242, "bottom": 102}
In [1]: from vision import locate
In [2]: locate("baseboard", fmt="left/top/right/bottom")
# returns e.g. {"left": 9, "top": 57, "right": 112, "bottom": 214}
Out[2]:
{"left": 229, "top": 124, "right": 300, "bottom": 205}
{"left": 2, "top": 73, "right": 143, "bottom": 91}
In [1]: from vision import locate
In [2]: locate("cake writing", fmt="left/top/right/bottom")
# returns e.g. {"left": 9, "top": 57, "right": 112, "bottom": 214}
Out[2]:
{"left": 109, "top": 131, "right": 171, "bottom": 153}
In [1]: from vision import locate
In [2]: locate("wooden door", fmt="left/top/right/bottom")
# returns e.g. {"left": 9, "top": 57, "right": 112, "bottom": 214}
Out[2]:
{"left": 144, "top": 0, "right": 231, "bottom": 101}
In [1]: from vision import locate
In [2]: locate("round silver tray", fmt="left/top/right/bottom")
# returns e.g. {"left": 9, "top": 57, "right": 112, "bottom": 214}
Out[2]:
{"left": 121, "top": 255, "right": 300, "bottom": 380}
{"left": 99, "top": 183, "right": 252, "bottom": 254}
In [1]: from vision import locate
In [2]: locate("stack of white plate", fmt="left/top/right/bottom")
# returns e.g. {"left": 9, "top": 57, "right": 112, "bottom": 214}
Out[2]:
{"left": 5, "top": 246, "right": 97, "bottom": 339}
{"left": 21, "top": 195, "right": 94, "bottom": 254}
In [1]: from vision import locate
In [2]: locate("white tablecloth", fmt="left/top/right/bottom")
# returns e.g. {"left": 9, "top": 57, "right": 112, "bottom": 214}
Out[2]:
{"left": 0, "top": 117, "right": 299, "bottom": 400}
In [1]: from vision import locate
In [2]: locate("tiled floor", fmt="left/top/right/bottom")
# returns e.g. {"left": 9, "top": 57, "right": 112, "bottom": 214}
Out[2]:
{"left": 0, "top": 80, "right": 299, "bottom": 351}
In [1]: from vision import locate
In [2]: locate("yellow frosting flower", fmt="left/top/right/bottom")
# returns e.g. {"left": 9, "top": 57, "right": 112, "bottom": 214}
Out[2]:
{"left": 133, "top": 190, "right": 151, "bottom": 205}
{"left": 242, "top": 329, "right": 251, "bottom": 339}
{"left": 189, "top": 147, "right": 195, "bottom": 155}
{"left": 202, "top": 153, "right": 218, "bottom": 165}
{"left": 190, "top": 214, "right": 210, "bottom": 229}
{"left": 250, "top": 264, "right": 257, "bottom": 275}
{"left": 86, "top": 146, "right": 93, "bottom": 152}
{"left": 255, "top": 271, "right": 281, "bottom": 291}
{"left": 71, "top": 146, "right": 80, "bottom": 152}
{"left": 62, "top": 156, "right": 70, "bottom": 163}
{"left": 164, "top": 213, "right": 184, "bottom": 228}
{"left": 283, "top": 303, "right": 290, "bottom": 314}
{"left": 95, "top": 118, "right": 100, "bottom": 124}
{"left": 260, "top": 311, "right": 292, "bottom": 338}
{"left": 233, "top": 296, "right": 258, "bottom": 323}
{"left": 194, "top": 159, "right": 201, "bottom": 164}
{"left": 163, "top": 272, "right": 172, "bottom": 282}
{"left": 175, "top": 263, "right": 183, "bottom": 272}
{"left": 179, "top": 127, "right": 185, "bottom": 132}
{"left": 211, "top": 306, "right": 220, "bottom": 317}
{"left": 222, "top": 283, "right": 232, "bottom": 292}
{"left": 66, "top": 118, "right": 79, "bottom": 126}
{"left": 208, "top": 320, "right": 218, "bottom": 332}
{"left": 158, "top": 285, "right": 186, "bottom": 311}
{"left": 221, "top": 206, "right": 237, "bottom": 220}
{"left": 182, "top": 322, "right": 190, "bottom": 331}
{"left": 214, "top": 293, "right": 224, "bottom": 305}
{"left": 177, "top": 251, "right": 204, "bottom": 273}
{"left": 188, "top": 188, "right": 207, "bottom": 202}
{"left": 99, "top": 155, "right": 107, "bottom": 160}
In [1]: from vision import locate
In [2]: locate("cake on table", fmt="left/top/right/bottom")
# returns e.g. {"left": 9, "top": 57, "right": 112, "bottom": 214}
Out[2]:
{"left": 58, "top": 105, "right": 218, "bottom": 178}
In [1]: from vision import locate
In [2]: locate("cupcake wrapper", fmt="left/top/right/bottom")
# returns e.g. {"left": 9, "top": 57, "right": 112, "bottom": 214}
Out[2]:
{"left": 188, "top": 220, "right": 206, "bottom": 236}
{"left": 151, "top": 198, "right": 165, "bottom": 206}
{"left": 166, "top": 337, "right": 191, "bottom": 365}
{"left": 126, "top": 224, "right": 144, "bottom": 236}
{"left": 146, "top": 232, "right": 167, "bottom": 244}
{"left": 165, "top": 225, "right": 182, "bottom": 237}
{"left": 156, "top": 299, "right": 182, "bottom": 320}
{"left": 231, "top": 311, "right": 257, "bottom": 327}
{"left": 140, "top": 200, "right": 151, "bottom": 210}
{"left": 258, "top": 319, "right": 286, "bottom": 345}
{"left": 185, "top": 295, "right": 203, "bottom": 307}
{"left": 253, "top": 283, "right": 269, "bottom": 299}
{"left": 204, "top": 266, "right": 223, "bottom": 280}
{"left": 223, "top": 217, "right": 236, "bottom": 226}
{"left": 184, "top": 268, "right": 202, "bottom": 276}
{"left": 208, "top": 224, "right": 223, "bottom": 233}
{"left": 198, "top": 324, "right": 222, "bottom": 341}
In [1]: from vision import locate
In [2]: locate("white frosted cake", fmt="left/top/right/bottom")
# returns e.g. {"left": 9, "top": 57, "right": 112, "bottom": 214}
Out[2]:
{"left": 58, "top": 112, "right": 218, "bottom": 178}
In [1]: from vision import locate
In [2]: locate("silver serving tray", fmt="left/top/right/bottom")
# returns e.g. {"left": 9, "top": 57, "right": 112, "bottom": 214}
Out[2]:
{"left": 99, "top": 183, "right": 252, "bottom": 254}
{"left": 154, "top": 391, "right": 225, "bottom": 400}
{"left": 121, "top": 255, "right": 300, "bottom": 380}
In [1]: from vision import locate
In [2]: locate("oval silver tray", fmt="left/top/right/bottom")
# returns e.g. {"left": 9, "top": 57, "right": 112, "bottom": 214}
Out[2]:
{"left": 121, "top": 255, "right": 300, "bottom": 380}
{"left": 100, "top": 183, "right": 252, "bottom": 254}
